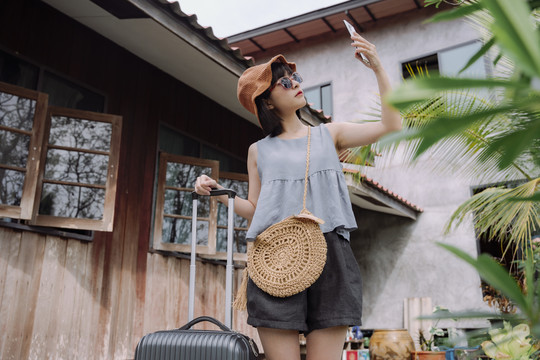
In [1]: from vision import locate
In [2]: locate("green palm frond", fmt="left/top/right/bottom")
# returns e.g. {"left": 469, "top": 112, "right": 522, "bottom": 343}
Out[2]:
{"left": 339, "top": 144, "right": 378, "bottom": 167}
{"left": 354, "top": 89, "right": 535, "bottom": 182}
{"left": 445, "top": 178, "right": 540, "bottom": 257}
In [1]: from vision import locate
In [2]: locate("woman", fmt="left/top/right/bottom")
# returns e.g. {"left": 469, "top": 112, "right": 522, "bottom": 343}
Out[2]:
{"left": 195, "top": 32, "right": 402, "bottom": 360}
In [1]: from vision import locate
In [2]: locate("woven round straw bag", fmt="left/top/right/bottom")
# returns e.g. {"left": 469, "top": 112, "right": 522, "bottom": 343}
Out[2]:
{"left": 248, "top": 209, "right": 327, "bottom": 297}
{"left": 233, "top": 126, "right": 327, "bottom": 304}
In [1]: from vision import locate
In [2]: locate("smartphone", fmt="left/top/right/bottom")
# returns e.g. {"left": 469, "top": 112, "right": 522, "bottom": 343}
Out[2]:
{"left": 343, "top": 20, "right": 369, "bottom": 64}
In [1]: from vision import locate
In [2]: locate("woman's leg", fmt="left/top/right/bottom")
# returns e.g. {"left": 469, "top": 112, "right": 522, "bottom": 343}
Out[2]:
{"left": 257, "top": 327, "right": 301, "bottom": 360}
{"left": 305, "top": 326, "right": 348, "bottom": 360}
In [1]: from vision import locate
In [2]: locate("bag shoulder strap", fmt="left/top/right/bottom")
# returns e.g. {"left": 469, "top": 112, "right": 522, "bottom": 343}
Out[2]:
{"left": 301, "top": 126, "right": 311, "bottom": 213}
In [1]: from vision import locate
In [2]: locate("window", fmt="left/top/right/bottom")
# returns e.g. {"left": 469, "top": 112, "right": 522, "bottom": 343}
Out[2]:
{"left": 152, "top": 125, "right": 249, "bottom": 259}
{"left": 402, "top": 41, "right": 487, "bottom": 79}
{"left": 0, "top": 49, "right": 105, "bottom": 112}
{"left": 473, "top": 180, "right": 540, "bottom": 311}
{"left": 152, "top": 153, "right": 219, "bottom": 254}
{"left": 41, "top": 71, "right": 105, "bottom": 112}
{"left": 474, "top": 180, "right": 537, "bottom": 268}
{"left": 202, "top": 145, "right": 246, "bottom": 173}
{"left": 304, "top": 83, "right": 332, "bottom": 117}
{"left": 0, "top": 49, "right": 39, "bottom": 90}
{"left": 0, "top": 82, "right": 47, "bottom": 219}
{"left": 0, "top": 81, "right": 122, "bottom": 231}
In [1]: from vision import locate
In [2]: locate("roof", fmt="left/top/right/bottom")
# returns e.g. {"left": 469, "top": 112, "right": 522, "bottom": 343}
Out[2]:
{"left": 228, "top": 0, "right": 424, "bottom": 57}
{"left": 343, "top": 166, "right": 423, "bottom": 219}
{"left": 42, "top": 0, "right": 330, "bottom": 126}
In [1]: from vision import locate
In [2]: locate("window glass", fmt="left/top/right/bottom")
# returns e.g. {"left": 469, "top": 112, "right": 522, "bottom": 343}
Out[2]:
{"left": 0, "top": 170, "right": 25, "bottom": 206}
{"left": 1, "top": 130, "right": 30, "bottom": 169}
{"left": 321, "top": 84, "right": 333, "bottom": 117}
{"left": 49, "top": 116, "right": 111, "bottom": 151}
{"left": 41, "top": 71, "right": 105, "bottom": 112}
{"left": 161, "top": 162, "right": 213, "bottom": 246}
{"left": 439, "top": 41, "right": 486, "bottom": 78}
{"left": 202, "top": 145, "right": 246, "bottom": 173}
{"left": 304, "top": 87, "right": 321, "bottom": 110}
{"left": 162, "top": 217, "right": 209, "bottom": 246}
{"left": 44, "top": 150, "right": 109, "bottom": 185}
{"left": 402, "top": 54, "right": 439, "bottom": 79}
{"left": 0, "top": 50, "right": 39, "bottom": 89}
{"left": 38, "top": 115, "right": 114, "bottom": 220}
{"left": 0, "top": 91, "right": 36, "bottom": 206}
{"left": 0, "top": 91, "right": 36, "bottom": 131}
{"left": 304, "top": 84, "right": 332, "bottom": 116}
{"left": 216, "top": 176, "right": 249, "bottom": 254}
{"left": 39, "top": 184, "right": 105, "bottom": 219}
{"left": 159, "top": 124, "right": 199, "bottom": 157}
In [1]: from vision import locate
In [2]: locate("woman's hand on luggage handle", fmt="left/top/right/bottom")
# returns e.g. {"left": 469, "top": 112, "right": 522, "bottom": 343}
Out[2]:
{"left": 194, "top": 174, "right": 221, "bottom": 196}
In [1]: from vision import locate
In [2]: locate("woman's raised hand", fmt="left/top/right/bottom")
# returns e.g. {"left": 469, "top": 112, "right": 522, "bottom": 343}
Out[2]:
{"left": 194, "top": 174, "right": 220, "bottom": 196}
{"left": 350, "top": 33, "right": 381, "bottom": 71}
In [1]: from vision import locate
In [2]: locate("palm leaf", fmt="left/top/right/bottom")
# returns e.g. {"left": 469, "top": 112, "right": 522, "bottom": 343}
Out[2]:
{"left": 444, "top": 178, "right": 540, "bottom": 257}
{"left": 427, "top": 1, "right": 482, "bottom": 22}
{"left": 459, "top": 37, "right": 495, "bottom": 74}
{"left": 374, "top": 89, "right": 533, "bottom": 182}
{"left": 385, "top": 77, "right": 527, "bottom": 111}
{"left": 339, "top": 143, "right": 378, "bottom": 167}
{"left": 482, "top": 0, "right": 540, "bottom": 78}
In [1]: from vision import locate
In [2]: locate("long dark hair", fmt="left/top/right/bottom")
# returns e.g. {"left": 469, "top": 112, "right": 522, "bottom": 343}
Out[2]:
{"left": 255, "top": 61, "right": 302, "bottom": 137}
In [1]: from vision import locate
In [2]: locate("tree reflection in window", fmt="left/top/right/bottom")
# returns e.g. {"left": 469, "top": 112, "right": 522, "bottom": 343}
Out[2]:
{"left": 216, "top": 175, "right": 248, "bottom": 254}
{"left": 161, "top": 162, "right": 212, "bottom": 245}
{"left": 0, "top": 91, "right": 35, "bottom": 206}
{"left": 38, "top": 115, "right": 112, "bottom": 219}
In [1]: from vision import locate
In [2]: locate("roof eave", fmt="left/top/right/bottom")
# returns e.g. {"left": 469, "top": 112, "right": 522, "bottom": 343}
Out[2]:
{"left": 228, "top": 0, "right": 421, "bottom": 43}
{"left": 128, "top": 0, "right": 254, "bottom": 74}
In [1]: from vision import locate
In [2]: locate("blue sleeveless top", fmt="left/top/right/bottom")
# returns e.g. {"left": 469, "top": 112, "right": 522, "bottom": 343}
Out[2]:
{"left": 246, "top": 124, "right": 357, "bottom": 242}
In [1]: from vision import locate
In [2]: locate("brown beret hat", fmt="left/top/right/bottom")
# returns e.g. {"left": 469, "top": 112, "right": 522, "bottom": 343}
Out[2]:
{"left": 237, "top": 54, "right": 296, "bottom": 124}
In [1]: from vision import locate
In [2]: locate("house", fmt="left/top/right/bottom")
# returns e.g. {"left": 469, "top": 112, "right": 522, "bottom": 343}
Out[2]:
{"left": 228, "top": 0, "right": 493, "bottom": 332}
{"left": 0, "top": 0, "right": 493, "bottom": 359}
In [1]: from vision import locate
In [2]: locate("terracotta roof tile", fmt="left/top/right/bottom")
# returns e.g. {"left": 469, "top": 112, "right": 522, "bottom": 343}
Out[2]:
{"left": 343, "top": 169, "right": 423, "bottom": 213}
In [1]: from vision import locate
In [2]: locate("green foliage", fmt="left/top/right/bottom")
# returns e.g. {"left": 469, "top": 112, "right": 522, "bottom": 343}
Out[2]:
{"left": 445, "top": 179, "right": 540, "bottom": 258}
{"left": 383, "top": 0, "right": 540, "bottom": 173}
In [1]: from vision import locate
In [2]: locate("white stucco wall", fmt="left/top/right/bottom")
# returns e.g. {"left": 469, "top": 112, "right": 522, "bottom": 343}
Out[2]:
{"left": 253, "top": 7, "right": 495, "bottom": 330}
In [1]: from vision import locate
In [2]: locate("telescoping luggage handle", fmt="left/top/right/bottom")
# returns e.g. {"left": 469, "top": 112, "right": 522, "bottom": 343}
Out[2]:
{"left": 190, "top": 189, "right": 237, "bottom": 329}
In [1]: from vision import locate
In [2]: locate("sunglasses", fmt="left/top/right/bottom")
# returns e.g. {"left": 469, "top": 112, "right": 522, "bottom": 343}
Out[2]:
{"left": 269, "top": 72, "right": 303, "bottom": 92}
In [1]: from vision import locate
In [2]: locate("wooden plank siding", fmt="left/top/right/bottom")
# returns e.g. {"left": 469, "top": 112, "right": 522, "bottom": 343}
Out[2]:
{"left": 0, "top": 228, "right": 254, "bottom": 359}
{"left": 0, "top": 0, "right": 262, "bottom": 359}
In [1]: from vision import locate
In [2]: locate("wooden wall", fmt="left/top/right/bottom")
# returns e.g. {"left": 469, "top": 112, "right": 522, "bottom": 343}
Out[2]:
{"left": 0, "top": 0, "right": 262, "bottom": 358}
{"left": 0, "top": 227, "right": 254, "bottom": 359}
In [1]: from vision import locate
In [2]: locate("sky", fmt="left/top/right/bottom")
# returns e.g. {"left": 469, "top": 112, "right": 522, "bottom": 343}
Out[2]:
{"left": 174, "top": 0, "right": 347, "bottom": 38}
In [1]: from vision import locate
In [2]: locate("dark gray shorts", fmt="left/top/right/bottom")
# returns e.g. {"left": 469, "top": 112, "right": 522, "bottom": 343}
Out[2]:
{"left": 246, "top": 230, "right": 363, "bottom": 334}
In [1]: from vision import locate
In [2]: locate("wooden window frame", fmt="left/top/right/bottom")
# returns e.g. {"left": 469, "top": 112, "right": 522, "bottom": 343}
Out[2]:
{"left": 201, "top": 171, "right": 249, "bottom": 262}
{"left": 31, "top": 106, "right": 122, "bottom": 231}
{"left": 152, "top": 153, "right": 219, "bottom": 254}
{"left": 0, "top": 82, "right": 48, "bottom": 219}
{"left": 0, "top": 81, "right": 122, "bottom": 232}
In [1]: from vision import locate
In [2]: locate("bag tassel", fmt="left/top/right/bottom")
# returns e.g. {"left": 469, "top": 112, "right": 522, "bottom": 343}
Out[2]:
{"left": 233, "top": 267, "right": 248, "bottom": 311}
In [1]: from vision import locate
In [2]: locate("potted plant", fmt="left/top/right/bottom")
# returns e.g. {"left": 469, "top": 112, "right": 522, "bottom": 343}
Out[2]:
{"left": 411, "top": 306, "right": 454, "bottom": 360}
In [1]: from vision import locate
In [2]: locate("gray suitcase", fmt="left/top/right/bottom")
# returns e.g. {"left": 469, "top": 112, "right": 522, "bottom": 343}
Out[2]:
{"left": 135, "top": 189, "right": 259, "bottom": 360}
